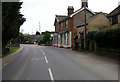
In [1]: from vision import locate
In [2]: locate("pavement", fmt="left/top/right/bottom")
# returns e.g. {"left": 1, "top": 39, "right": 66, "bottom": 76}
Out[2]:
{"left": 1, "top": 46, "right": 24, "bottom": 68}
{"left": 2, "top": 44, "right": 118, "bottom": 80}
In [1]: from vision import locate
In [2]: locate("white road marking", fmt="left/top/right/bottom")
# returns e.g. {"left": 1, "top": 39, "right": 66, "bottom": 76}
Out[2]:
{"left": 40, "top": 49, "right": 45, "bottom": 56}
{"left": 40, "top": 48, "right": 54, "bottom": 81}
{"left": 48, "top": 68, "right": 54, "bottom": 81}
{"left": 44, "top": 56, "right": 48, "bottom": 63}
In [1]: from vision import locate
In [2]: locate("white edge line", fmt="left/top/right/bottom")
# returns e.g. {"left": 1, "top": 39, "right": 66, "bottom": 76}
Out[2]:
{"left": 48, "top": 68, "right": 54, "bottom": 81}
{"left": 44, "top": 56, "right": 48, "bottom": 63}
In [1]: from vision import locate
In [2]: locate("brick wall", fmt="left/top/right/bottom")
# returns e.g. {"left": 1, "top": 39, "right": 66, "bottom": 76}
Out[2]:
{"left": 55, "top": 22, "right": 60, "bottom": 32}
{"left": 73, "top": 10, "right": 93, "bottom": 28}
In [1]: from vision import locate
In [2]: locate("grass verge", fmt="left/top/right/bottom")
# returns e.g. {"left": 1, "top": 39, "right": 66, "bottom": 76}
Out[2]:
{"left": 2, "top": 47, "right": 20, "bottom": 58}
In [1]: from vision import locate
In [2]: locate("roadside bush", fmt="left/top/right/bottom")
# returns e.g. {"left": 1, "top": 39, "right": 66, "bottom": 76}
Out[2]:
{"left": 73, "top": 36, "right": 79, "bottom": 50}
{"left": 86, "top": 31, "right": 96, "bottom": 50}
{"left": 94, "top": 27, "right": 120, "bottom": 49}
{"left": 86, "top": 27, "right": 120, "bottom": 49}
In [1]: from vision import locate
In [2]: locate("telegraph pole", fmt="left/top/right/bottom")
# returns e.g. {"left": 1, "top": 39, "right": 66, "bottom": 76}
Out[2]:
{"left": 84, "top": 1, "right": 87, "bottom": 49}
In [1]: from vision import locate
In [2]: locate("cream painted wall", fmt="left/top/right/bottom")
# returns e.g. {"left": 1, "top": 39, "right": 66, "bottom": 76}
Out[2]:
{"left": 118, "top": 14, "right": 120, "bottom": 24}
{"left": 88, "top": 13, "right": 111, "bottom": 32}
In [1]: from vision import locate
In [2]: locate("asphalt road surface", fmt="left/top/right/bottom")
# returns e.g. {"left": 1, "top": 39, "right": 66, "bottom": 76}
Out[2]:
{"left": 3, "top": 44, "right": 118, "bottom": 80}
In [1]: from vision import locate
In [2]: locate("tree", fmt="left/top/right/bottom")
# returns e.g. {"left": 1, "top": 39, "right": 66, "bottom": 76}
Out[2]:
{"left": 2, "top": 2, "right": 26, "bottom": 47}
{"left": 43, "top": 31, "right": 51, "bottom": 44}
{"left": 35, "top": 31, "right": 40, "bottom": 35}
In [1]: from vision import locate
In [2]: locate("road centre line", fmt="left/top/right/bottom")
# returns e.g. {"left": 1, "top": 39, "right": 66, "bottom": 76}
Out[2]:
{"left": 48, "top": 68, "right": 54, "bottom": 81}
{"left": 44, "top": 56, "right": 48, "bottom": 63}
{"left": 40, "top": 49, "right": 49, "bottom": 64}
{"left": 40, "top": 49, "right": 45, "bottom": 56}
{"left": 40, "top": 48, "right": 54, "bottom": 81}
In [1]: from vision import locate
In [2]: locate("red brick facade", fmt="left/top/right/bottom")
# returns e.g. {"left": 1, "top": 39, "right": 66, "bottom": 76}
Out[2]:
{"left": 53, "top": 0, "right": 95, "bottom": 48}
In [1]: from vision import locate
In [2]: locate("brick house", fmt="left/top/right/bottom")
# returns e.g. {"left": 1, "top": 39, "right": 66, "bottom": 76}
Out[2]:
{"left": 53, "top": 0, "right": 96, "bottom": 48}
{"left": 76, "top": 12, "right": 111, "bottom": 39}
{"left": 107, "top": 5, "right": 120, "bottom": 27}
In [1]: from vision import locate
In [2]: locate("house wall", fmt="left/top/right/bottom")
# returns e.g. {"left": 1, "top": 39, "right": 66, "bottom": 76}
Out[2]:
{"left": 88, "top": 13, "right": 111, "bottom": 32}
{"left": 68, "top": 18, "right": 71, "bottom": 30}
{"left": 63, "top": 21, "right": 66, "bottom": 31}
{"left": 109, "top": 18, "right": 112, "bottom": 25}
{"left": 56, "top": 18, "right": 73, "bottom": 48}
{"left": 59, "top": 23, "right": 61, "bottom": 32}
{"left": 62, "top": 32, "right": 72, "bottom": 48}
{"left": 55, "top": 21, "right": 59, "bottom": 32}
{"left": 73, "top": 10, "right": 93, "bottom": 28}
{"left": 76, "top": 26, "right": 88, "bottom": 39}
{"left": 53, "top": 33, "right": 58, "bottom": 47}
{"left": 118, "top": 14, "right": 120, "bottom": 23}
{"left": 71, "top": 28, "right": 77, "bottom": 47}
{"left": 58, "top": 34, "right": 61, "bottom": 47}
{"left": 108, "top": 14, "right": 120, "bottom": 28}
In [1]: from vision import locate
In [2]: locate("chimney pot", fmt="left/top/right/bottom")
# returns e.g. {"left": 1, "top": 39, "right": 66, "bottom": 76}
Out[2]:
{"left": 68, "top": 6, "right": 74, "bottom": 15}
{"left": 81, "top": 0, "right": 88, "bottom": 8}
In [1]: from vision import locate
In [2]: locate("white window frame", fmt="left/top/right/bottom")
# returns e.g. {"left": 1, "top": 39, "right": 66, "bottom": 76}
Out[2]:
{"left": 67, "top": 32, "right": 69, "bottom": 44}
{"left": 64, "top": 33, "right": 66, "bottom": 44}
{"left": 66, "top": 20, "right": 68, "bottom": 28}
{"left": 61, "top": 23, "right": 63, "bottom": 30}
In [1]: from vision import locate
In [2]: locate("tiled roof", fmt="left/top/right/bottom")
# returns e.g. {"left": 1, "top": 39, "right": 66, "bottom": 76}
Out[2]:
{"left": 107, "top": 5, "right": 120, "bottom": 17}
{"left": 55, "top": 7, "right": 96, "bottom": 23}
{"left": 76, "top": 13, "right": 103, "bottom": 28}
{"left": 55, "top": 15, "right": 67, "bottom": 22}
{"left": 59, "top": 16, "right": 69, "bottom": 23}
{"left": 70, "top": 7, "right": 95, "bottom": 17}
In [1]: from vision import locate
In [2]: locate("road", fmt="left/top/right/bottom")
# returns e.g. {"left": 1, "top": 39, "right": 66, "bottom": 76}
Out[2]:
{"left": 3, "top": 44, "right": 118, "bottom": 80}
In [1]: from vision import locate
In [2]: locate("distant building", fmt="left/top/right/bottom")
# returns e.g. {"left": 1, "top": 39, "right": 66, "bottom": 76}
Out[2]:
{"left": 42, "top": 31, "right": 55, "bottom": 39}
{"left": 29, "top": 35, "right": 44, "bottom": 43}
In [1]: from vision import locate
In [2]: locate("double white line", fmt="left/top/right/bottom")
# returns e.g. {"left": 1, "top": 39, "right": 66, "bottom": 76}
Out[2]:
{"left": 40, "top": 49, "right": 54, "bottom": 81}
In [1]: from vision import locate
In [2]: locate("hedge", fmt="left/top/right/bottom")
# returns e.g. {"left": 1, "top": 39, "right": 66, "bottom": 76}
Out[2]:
{"left": 86, "top": 31, "right": 96, "bottom": 49}
{"left": 86, "top": 27, "right": 120, "bottom": 49}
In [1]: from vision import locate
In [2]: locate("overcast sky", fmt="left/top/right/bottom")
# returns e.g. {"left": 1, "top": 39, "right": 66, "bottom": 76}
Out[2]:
{"left": 20, "top": 0, "right": 120, "bottom": 34}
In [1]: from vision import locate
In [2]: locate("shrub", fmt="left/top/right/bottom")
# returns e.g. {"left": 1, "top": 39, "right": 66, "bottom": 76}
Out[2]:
{"left": 86, "top": 27, "right": 120, "bottom": 49}
{"left": 94, "top": 27, "right": 120, "bottom": 49}
{"left": 86, "top": 31, "right": 96, "bottom": 49}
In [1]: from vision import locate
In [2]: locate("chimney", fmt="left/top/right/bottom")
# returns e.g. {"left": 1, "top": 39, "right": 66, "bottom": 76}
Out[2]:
{"left": 81, "top": 0, "right": 88, "bottom": 8}
{"left": 68, "top": 6, "right": 74, "bottom": 15}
